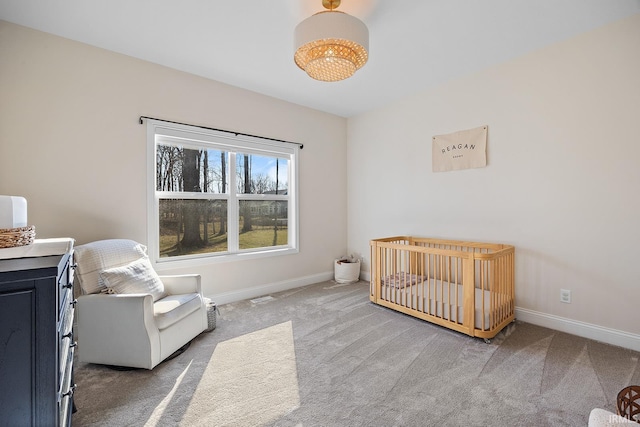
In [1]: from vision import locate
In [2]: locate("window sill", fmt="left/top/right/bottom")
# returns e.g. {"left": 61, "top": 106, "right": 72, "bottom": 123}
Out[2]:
{"left": 152, "top": 246, "right": 299, "bottom": 272}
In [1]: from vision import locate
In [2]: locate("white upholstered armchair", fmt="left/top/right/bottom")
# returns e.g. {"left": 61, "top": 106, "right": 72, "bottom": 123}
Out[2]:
{"left": 74, "top": 239, "right": 207, "bottom": 369}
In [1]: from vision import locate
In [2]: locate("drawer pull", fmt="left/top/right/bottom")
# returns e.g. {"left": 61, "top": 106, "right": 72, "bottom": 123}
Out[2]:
{"left": 70, "top": 341, "right": 77, "bottom": 349}
{"left": 62, "top": 332, "right": 73, "bottom": 340}
{"left": 63, "top": 384, "right": 77, "bottom": 398}
{"left": 70, "top": 263, "right": 78, "bottom": 270}
{"left": 63, "top": 283, "right": 72, "bottom": 289}
{"left": 71, "top": 299, "right": 77, "bottom": 308}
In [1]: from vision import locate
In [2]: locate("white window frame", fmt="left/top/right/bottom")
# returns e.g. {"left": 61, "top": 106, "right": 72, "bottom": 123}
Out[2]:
{"left": 146, "top": 120, "right": 299, "bottom": 268}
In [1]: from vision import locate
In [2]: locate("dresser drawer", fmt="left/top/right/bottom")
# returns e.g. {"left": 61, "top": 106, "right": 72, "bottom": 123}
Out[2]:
{"left": 57, "top": 256, "right": 73, "bottom": 319}
{"left": 58, "top": 345, "right": 75, "bottom": 427}
{"left": 58, "top": 298, "right": 75, "bottom": 388}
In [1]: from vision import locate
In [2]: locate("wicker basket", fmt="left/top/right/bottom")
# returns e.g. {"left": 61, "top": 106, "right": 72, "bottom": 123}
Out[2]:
{"left": 617, "top": 385, "right": 640, "bottom": 423}
{"left": 0, "top": 226, "right": 36, "bottom": 248}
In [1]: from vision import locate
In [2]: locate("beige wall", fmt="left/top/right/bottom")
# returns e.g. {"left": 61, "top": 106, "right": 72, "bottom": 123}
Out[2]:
{"left": 0, "top": 21, "right": 348, "bottom": 302}
{"left": 347, "top": 14, "right": 640, "bottom": 346}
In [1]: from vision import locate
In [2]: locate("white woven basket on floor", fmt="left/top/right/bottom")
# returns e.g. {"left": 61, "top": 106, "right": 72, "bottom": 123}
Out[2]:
{"left": 334, "top": 259, "right": 361, "bottom": 284}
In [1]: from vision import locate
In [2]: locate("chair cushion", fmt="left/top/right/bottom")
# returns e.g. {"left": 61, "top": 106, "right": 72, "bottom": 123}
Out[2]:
{"left": 75, "top": 239, "right": 148, "bottom": 295}
{"left": 99, "top": 257, "right": 167, "bottom": 302}
{"left": 153, "top": 293, "right": 202, "bottom": 330}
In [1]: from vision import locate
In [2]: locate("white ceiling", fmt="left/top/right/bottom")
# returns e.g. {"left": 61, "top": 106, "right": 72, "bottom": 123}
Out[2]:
{"left": 1, "top": 1, "right": 639, "bottom": 117}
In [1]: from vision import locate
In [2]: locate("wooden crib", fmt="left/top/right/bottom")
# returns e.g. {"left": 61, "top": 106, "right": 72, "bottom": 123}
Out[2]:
{"left": 370, "top": 236, "right": 515, "bottom": 342}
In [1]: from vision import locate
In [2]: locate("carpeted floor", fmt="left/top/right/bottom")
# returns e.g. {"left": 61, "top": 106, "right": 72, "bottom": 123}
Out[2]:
{"left": 72, "top": 280, "right": 640, "bottom": 426}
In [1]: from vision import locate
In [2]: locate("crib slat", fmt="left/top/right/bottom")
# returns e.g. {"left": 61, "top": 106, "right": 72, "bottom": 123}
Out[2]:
{"left": 462, "top": 255, "right": 475, "bottom": 335}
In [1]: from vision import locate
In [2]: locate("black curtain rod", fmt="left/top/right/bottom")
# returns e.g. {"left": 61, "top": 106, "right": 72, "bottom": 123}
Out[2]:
{"left": 139, "top": 116, "right": 303, "bottom": 149}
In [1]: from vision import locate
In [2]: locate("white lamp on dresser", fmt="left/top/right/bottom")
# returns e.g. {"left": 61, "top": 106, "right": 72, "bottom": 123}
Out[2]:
{"left": 0, "top": 195, "right": 36, "bottom": 249}
{"left": 0, "top": 195, "right": 28, "bottom": 228}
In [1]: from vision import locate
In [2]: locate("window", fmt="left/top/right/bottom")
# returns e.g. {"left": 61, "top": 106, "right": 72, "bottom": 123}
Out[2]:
{"left": 146, "top": 120, "right": 299, "bottom": 264}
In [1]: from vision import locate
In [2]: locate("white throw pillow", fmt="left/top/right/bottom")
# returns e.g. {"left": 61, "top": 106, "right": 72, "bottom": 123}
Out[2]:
{"left": 99, "top": 257, "right": 167, "bottom": 302}
{"left": 74, "top": 239, "right": 149, "bottom": 295}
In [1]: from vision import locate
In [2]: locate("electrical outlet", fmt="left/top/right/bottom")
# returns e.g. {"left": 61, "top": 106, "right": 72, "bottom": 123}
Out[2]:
{"left": 560, "top": 289, "right": 571, "bottom": 304}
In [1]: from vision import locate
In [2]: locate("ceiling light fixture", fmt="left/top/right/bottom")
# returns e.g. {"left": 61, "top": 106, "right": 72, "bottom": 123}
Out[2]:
{"left": 294, "top": 0, "right": 369, "bottom": 82}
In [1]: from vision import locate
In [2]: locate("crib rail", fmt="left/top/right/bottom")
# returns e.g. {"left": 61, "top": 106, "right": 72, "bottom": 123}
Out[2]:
{"left": 370, "top": 237, "right": 515, "bottom": 340}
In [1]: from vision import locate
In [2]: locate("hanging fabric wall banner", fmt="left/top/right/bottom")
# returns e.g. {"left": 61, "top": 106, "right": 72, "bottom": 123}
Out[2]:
{"left": 432, "top": 125, "right": 487, "bottom": 172}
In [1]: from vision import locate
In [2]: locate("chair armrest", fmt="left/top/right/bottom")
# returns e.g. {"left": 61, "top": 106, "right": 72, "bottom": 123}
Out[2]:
{"left": 76, "top": 293, "right": 160, "bottom": 369}
{"left": 159, "top": 274, "right": 202, "bottom": 295}
{"left": 159, "top": 274, "right": 208, "bottom": 335}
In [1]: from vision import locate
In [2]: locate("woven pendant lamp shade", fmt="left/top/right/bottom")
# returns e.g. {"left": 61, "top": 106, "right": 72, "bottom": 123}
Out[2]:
{"left": 294, "top": 10, "right": 369, "bottom": 82}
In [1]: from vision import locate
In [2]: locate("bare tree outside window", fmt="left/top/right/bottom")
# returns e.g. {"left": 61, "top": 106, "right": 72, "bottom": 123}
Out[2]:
{"left": 156, "top": 143, "right": 228, "bottom": 257}
{"left": 155, "top": 142, "right": 290, "bottom": 258}
{"left": 236, "top": 152, "right": 288, "bottom": 250}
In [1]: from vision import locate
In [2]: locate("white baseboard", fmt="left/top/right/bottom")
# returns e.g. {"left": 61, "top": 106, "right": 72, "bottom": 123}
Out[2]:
{"left": 515, "top": 307, "right": 640, "bottom": 352}
{"left": 207, "top": 271, "right": 334, "bottom": 305}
